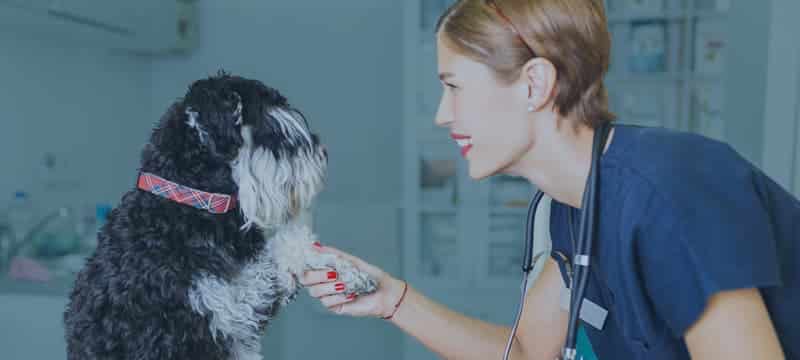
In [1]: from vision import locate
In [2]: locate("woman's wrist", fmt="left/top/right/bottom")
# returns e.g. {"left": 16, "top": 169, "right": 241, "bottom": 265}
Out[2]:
{"left": 380, "top": 277, "right": 408, "bottom": 319}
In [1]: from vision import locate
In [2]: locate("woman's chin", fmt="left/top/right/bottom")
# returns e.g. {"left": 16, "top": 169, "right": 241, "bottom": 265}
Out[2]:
{"left": 467, "top": 161, "right": 499, "bottom": 180}
{"left": 468, "top": 154, "right": 521, "bottom": 180}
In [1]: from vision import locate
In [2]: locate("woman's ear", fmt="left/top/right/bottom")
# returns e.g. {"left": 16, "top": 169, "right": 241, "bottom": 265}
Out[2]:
{"left": 521, "top": 58, "right": 557, "bottom": 112}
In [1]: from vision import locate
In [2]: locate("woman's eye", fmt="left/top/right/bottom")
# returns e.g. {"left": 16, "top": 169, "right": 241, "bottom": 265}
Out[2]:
{"left": 444, "top": 82, "right": 459, "bottom": 90}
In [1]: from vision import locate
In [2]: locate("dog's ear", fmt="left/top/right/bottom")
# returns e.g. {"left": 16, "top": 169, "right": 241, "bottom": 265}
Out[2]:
{"left": 208, "top": 90, "right": 244, "bottom": 149}
{"left": 202, "top": 90, "right": 246, "bottom": 159}
{"left": 165, "top": 74, "right": 249, "bottom": 160}
{"left": 152, "top": 98, "right": 244, "bottom": 164}
{"left": 148, "top": 102, "right": 209, "bottom": 162}
{"left": 184, "top": 106, "right": 209, "bottom": 145}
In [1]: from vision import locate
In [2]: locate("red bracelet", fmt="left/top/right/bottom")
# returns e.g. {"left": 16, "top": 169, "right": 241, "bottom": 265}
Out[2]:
{"left": 382, "top": 280, "right": 408, "bottom": 320}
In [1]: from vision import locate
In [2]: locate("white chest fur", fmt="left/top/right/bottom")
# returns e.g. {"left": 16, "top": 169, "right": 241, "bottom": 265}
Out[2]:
{"left": 187, "top": 222, "right": 314, "bottom": 360}
{"left": 187, "top": 220, "right": 376, "bottom": 360}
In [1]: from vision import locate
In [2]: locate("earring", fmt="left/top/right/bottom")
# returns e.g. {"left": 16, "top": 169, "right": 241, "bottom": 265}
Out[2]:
{"left": 527, "top": 86, "right": 534, "bottom": 112}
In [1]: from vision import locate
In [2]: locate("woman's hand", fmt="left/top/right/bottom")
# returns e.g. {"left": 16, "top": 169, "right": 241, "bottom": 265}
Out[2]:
{"left": 301, "top": 242, "right": 406, "bottom": 318}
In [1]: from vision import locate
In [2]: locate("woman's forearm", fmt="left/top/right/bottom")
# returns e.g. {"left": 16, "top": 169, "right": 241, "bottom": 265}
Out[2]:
{"left": 388, "top": 283, "right": 525, "bottom": 360}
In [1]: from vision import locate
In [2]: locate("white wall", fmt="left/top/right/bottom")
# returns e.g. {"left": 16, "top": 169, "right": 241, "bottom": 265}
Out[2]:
{"left": 722, "top": 0, "right": 773, "bottom": 166}
{"left": 0, "top": 32, "right": 152, "bottom": 359}
{"left": 794, "top": 69, "right": 800, "bottom": 196}
{"left": 761, "top": 0, "right": 800, "bottom": 196}
{"left": 0, "top": 33, "right": 152, "bottom": 208}
{"left": 0, "top": 295, "right": 69, "bottom": 359}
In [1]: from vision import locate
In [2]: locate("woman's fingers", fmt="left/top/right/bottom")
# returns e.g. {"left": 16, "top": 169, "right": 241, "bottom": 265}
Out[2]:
{"left": 314, "top": 244, "right": 382, "bottom": 275}
{"left": 315, "top": 244, "right": 362, "bottom": 265}
{"left": 307, "top": 281, "right": 348, "bottom": 298}
{"left": 304, "top": 242, "right": 391, "bottom": 318}
{"left": 320, "top": 293, "right": 358, "bottom": 309}
{"left": 300, "top": 269, "right": 338, "bottom": 286}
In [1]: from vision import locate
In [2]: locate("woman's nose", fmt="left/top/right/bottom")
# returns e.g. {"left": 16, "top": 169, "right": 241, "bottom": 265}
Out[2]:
{"left": 434, "top": 98, "right": 452, "bottom": 128}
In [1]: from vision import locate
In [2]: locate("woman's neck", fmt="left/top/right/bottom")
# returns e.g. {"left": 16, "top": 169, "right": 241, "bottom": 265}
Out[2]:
{"left": 510, "top": 117, "right": 614, "bottom": 209}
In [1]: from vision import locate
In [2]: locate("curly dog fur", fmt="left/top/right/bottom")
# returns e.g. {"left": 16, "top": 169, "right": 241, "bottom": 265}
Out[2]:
{"left": 63, "top": 72, "right": 377, "bottom": 360}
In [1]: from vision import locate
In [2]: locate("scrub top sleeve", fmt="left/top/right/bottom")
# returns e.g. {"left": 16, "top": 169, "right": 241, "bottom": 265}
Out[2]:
{"left": 634, "top": 182, "right": 783, "bottom": 338}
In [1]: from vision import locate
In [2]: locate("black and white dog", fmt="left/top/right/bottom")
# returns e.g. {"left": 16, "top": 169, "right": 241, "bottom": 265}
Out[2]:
{"left": 63, "top": 72, "right": 377, "bottom": 360}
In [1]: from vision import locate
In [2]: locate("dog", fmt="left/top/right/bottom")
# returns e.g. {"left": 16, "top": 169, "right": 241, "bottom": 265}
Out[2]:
{"left": 63, "top": 72, "right": 377, "bottom": 360}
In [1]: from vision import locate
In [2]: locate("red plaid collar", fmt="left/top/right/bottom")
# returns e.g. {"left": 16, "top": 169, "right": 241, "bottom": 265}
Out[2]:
{"left": 137, "top": 172, "right": 236, "bottom": 214}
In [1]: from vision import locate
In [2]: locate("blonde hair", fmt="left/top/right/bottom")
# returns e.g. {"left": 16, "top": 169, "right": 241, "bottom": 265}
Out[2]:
{"left": 436, "top": 0, "right": 616, "bottom": 128}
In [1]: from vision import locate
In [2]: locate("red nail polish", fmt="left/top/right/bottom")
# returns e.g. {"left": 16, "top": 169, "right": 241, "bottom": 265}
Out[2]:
{"left": 346, "top": 293, "right": 357, "bottom": 300}
{"left": 327, "top": 271, "right": 338, "bottom": 280}
{"left": 312, "top": 241, "right": 322, "bottom": 248}
{"left": 335, "top": 283, "right": 345, "bottom": 291}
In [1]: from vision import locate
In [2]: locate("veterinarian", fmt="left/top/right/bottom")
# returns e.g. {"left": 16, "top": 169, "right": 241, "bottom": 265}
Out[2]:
{"left": 302, "top": 0, "right": 800, "bottom": 359}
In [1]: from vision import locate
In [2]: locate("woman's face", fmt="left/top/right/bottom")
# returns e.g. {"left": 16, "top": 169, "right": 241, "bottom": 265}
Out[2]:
{"left": 434, "top": 34, "right": 535, "bottom": 180}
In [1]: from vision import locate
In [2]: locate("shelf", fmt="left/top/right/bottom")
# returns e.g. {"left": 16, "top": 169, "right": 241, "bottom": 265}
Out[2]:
{"left": 490, "top": 174, "right": 533, "bottom": 211}
{"left": 486, "top": 213, "right": 527, "bottom": 279}
{"left": 418, "top": 139, "right": 460, "bottom": 207}
{"left": 606, "top": 72, "right": 687, "bottom": 83}
{"left": 415, "top": 205, "right": 529, "bottom": 214}
{"left": 691, "top": 73, "right": 724, "bottom": 82}
{"left": 608, "top": 10, "right": 728, "bottom": 23}
{"left": 418, "top": 212, "right": 463, "bottom": 281}
{"left": 0, "top": 254, "right": 86, "bottom": 298}
{"left": 694, "top": 10, "right": 728, "bottom": 20}
{"left": 415, "top": 126, "right": 453, "bottom": 146}
{"left": 608, "top": 10, "right": 688, "bottom": 23}
{"left": 690, "top": 82, "right": 726, "bottom": 142}
{"left": 490, "top": 206, "right": 529, "bottom": 216}
{"left": 0, "top": 276, "right": 74, "bottom": 297}
{"left": 418, "top": 204, "right": 458, "bottom": 214}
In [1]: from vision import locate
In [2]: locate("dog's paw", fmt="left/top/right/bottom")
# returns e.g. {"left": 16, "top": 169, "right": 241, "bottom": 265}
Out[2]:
{"left": 330, "top": 257, "right": 378, "bottom": 296}
{"left": 281, "top": 289, "right": 299, "bottom": 306}
{"left": 298, "top": 237, "right": 378, "bottom": 296}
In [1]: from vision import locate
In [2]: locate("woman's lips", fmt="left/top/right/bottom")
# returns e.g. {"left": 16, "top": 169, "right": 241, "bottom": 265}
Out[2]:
{"left": 451, "top": 133, "right": 473, "bottom": 157}
{"left": 460, "top": 144, "right": 473, "bottom": 157}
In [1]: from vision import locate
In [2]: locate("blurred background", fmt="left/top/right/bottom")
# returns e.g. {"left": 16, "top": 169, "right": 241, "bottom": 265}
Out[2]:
{"left": 0, "top": 0, "right": 797, "bottom": 359}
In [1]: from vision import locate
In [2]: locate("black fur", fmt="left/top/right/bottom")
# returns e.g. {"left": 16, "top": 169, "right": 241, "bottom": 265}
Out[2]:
{"left": 63, "top": 72, "right": 322, "bottom": 359}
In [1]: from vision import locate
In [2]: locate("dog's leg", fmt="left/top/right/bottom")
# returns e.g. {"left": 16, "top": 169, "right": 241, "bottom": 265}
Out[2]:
{"left": 268, "top": 222, "right": 378, "bottom": 297}
{"left": 189, "top": 272, "right": 269, "bottom": 360}
{"left": 189, "top": 242, "right": 293, "bottom": 360}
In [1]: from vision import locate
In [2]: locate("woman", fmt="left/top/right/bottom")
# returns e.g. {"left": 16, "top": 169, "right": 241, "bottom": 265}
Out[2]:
{"left": 302, "top": 0, "right": 799, "bottom": 358}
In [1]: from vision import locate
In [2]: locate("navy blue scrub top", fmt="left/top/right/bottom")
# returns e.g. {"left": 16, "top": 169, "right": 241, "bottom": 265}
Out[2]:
{"left": 549, "top": 124, "right": 800, "bottom": 359}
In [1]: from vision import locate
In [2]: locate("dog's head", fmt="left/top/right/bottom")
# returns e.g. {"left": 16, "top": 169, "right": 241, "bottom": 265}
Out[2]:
{"left": 147, "top": 71, "right": 326, "bottom": 230}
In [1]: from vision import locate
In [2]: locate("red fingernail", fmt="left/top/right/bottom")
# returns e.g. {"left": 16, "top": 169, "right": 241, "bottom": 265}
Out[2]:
{"left": 346, "top": 293, "right": 357, "bottom": 300}
{"left": 327, "top": 271, "right": 338, "bottom": 280}
{"left": 335, "top": 283, "right": 345, "bottom": 291}
{"left": 312, "top": 241, "right": 323, "bottom": 248}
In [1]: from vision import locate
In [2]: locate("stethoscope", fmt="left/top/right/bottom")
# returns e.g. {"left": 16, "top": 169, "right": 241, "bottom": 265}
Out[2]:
{"left": 503, "top": 123, "right": 611, "bottom": 360}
